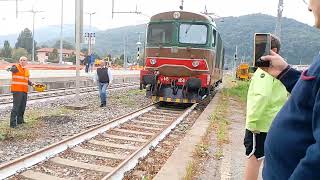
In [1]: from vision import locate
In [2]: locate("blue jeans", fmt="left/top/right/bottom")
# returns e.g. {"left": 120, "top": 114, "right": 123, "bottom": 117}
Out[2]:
{"left": 98, "top": 82, "right": 108, "bottom": 104}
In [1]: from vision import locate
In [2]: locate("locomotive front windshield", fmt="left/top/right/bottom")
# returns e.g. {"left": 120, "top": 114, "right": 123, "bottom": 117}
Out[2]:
{"left": 147, "top": 23, "right": 174, "bottom": 45}
{"left": 179, "top": 24, "right": 208, "bottom": 44}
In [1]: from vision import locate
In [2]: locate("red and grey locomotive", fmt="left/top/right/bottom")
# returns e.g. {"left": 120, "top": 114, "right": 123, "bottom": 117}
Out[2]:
{"left": 140, "top": 11, "right": 224, "bottom": 103}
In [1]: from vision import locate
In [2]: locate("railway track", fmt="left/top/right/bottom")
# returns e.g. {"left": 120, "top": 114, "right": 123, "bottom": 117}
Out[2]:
{"left": 0, "top": 82, "right": 139, "bottom": 106}
{"left": 0, "top": 103, "right": 197, "bottom": 179}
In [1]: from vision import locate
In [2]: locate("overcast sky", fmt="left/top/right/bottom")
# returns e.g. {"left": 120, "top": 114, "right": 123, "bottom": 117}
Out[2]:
{"left": 0, "top": 0, "right": 314, "bottom": 35}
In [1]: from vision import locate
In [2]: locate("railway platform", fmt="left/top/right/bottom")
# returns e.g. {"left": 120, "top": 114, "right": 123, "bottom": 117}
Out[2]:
{"left": 154, "top": 90, "right": 262, "bottom": 179}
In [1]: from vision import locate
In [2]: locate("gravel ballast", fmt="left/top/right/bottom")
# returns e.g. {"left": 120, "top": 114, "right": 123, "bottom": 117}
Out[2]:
{"left": 0, "top": 87, "right": 151, "bottom": 165}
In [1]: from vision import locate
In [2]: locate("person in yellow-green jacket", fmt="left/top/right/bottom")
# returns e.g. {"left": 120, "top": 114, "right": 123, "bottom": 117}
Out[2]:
{"left": 243, "top": 34, "right": 288, "bottom": 180}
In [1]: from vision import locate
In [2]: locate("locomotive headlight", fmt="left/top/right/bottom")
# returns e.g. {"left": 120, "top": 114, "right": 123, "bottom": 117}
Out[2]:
{"left": 192, "top": 60, "right": 200, "bottom": 67}
{"left": 150, "top": 58, "right": 157, "bottom": 65}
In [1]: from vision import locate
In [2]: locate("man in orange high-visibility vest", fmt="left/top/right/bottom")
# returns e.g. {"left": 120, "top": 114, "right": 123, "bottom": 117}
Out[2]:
{"left": 7, "top": 56, "right": 35, "bottom": 128}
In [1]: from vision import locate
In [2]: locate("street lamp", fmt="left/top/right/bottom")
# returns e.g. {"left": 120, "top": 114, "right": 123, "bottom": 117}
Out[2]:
{"left": 19, "top": 6, "right": 44, "bottom": 62}
{"left": 86, "top": 11, "right": 96, "bottom": 55}
{"left": 86, "top": 11, "right": 96, "bottom": 33}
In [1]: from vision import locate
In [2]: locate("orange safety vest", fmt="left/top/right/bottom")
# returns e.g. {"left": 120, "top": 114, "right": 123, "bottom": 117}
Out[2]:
{"left": 11, "top": 64, "right": 30, "bottom": 93}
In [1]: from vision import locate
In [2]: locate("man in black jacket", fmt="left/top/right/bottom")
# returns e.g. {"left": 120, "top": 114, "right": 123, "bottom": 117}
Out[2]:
{"left": 95, "top": 60, "right": 112, "bottom": 107}
{"left": 261, "top": 0, "right": 320, "bottom": 178}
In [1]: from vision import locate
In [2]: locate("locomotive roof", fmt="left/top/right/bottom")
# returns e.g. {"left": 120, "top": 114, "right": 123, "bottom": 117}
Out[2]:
{"left": 150, "top": 11, "right": 216, "bottom": 26}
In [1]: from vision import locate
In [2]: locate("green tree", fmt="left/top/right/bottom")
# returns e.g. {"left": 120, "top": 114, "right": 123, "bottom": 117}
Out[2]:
{"left": 2, "top": 40, "right": 12, "bottom": 58}
{"left": 114, "top": 55, "right": 124, "bottom": 66}
{"left": 53, "top": 40, "right": 74, "bottom": 49}
{"left": 48, "top": 48, "right": 58, "bottom": 62}
{"left": 65, "top": 55, "right": 76, "bottom": 64}
{"left": 120, "top": 54, "right": 124, "bottom": 61}
{"left": 12, "top": 48, "right": 28, "bottom": 61}
{"left": 15, "top": 28, "right": 36, "bottom": 54}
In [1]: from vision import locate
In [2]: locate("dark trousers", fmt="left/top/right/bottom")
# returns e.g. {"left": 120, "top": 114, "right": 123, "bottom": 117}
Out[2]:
{"left": 10, "top": 92, "right": 27, "bottom": 127}
{"left": 85, "top": 64, "right": 89, "bottom": 73}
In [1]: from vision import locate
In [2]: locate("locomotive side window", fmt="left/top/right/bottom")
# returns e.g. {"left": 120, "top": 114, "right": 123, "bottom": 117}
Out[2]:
{"left": 221, "top": 47, "right": 225, "bottom": 69}
{"left": 212, "top": 29, "right": 216, "bottom": 47}
{"left": 215, "top": 34, "right": 222, "bottom": 68}
{"left": 179, "top": 24, "right": 207, "bottom": 44}
{"left": 147, "top": 23, "right": 174, "bottom": 45}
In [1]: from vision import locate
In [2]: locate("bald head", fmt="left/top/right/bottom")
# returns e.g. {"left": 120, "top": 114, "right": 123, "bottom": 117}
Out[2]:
{"left": 19, "top": 56, "right": 28, "bottom": 67}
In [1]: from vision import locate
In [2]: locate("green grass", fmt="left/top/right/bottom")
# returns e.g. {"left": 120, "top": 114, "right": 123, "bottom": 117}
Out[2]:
{"left": 127, "top": 89, "right": 146, "bottom": 96}
{"left": 184, "top": 161, "right": 197, "bottom": 180}
{"left": 0, "top": 107, "right": 71, "bottom": 141}
{"left": 210, "top": 94, "right": 230, "bottom": 145}
{"left": 194, "top": 143, "right": 210, "bottom": 158}
{"left": 141, "top": 175, "right": 152, "bottom": 180}
{"left": 113, "top": 89, "right": 145, "bottom": 106}
{"left": 223, "top": 80, "right": 249, "bottom": 102}
{"left": 184, "top": 92, "right": 230, "bottom": 179}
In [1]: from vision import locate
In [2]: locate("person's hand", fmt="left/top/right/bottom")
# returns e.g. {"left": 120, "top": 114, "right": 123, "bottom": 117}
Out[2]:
{"left": 32, "top": 83, "right": 41, "bottom": 87}
{"left": 6, "top": 66, "right": 12, "bottom": 72}
{"left": 261, "top": 50, "right": 288, "bottom": 78}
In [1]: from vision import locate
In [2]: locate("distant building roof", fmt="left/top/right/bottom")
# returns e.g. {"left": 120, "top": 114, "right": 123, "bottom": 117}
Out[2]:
{"left": 36, "top": 48, "right": 85, "bottom": 56}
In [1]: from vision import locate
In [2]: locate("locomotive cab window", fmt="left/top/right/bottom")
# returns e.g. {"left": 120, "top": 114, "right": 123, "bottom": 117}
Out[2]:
{"left": 147, "top": 23, "right": 174, "bottom": 45}
{"left": 179, "top": 24, "right": 208, "bottom": 44}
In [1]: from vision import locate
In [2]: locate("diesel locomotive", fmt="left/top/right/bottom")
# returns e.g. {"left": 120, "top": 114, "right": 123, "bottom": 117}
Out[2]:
{"left": 140, "top": 11, "right": 225, "bottom": 103}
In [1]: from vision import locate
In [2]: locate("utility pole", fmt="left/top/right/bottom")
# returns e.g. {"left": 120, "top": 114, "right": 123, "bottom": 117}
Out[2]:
{"left": 19, "top": 7, "right": 44, "bottom": 62}
{"left": 233, "top": 45, "right": 238, "bottom": 78}
{"left": 275, "top": 0, "right": 284, "bottom": 39}
{"left": 75, "top": 0, "right": 83, "bottom": 105}
{"left": 16, "top": 0, "right": 18, "bottom": 18}
{"left": 111, "top": 0, "right": 142, "bottom": 68}
{"left": 179, "top": 0, "right": 184, "bottom": 10}
{"left": 201, "top": 5, "right": 223, "bottom": 22}
{"left": 0, "top": 0, "right": 22, "bottom": 18}
{"left": 59, "top": 0, "right": 64, "bottom": 64}
{"left": 123, "top": 34, "right": 127, "bottom": 69}
{"left": 86, "top": 12, "right": 96, "bottom": 33}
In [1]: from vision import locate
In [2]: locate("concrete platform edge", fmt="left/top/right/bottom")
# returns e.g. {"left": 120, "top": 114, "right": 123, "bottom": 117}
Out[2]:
{"left": 154, "top": 91, "right": 221, "bottom": 180}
